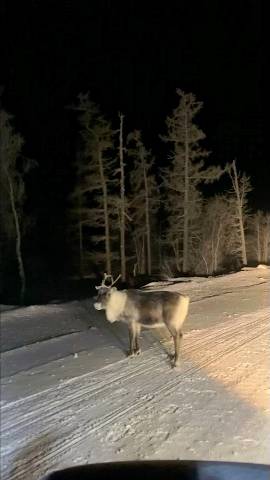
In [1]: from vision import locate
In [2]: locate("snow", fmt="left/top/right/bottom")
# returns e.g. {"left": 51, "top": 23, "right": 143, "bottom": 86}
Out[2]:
{"left": 257, "top": 264, "right": 270, "bottom": 270}
{"left": 1, "top": 268, "right": 270, "bottom": 479}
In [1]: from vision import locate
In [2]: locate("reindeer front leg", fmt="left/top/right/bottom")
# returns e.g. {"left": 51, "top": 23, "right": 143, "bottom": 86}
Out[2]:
{"left": 128, "top": 323, "right": 141, "bottom": 357}
{"left": 128, "top": 323, "right": 136, "bottom": 356}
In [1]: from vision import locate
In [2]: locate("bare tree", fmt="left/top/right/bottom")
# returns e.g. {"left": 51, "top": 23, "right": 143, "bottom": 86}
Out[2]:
{"left": 227, "top": 159, "right": 252, "bottom": 266}
{"left": 247, "top": 210, "right": 270, "bottom": 264}
{"left": 161, "top": 90, "right": 223, "bottom": 272}
{"left": 196, "top": 195, "right": 234, "bottom": 275}
{"left": 0, "top": 110, "right": 35, "bottom": 303}
{"left": 262, "top": 214, "right": 270, "bottom": 264}
{"left": 127, "top": 130, "right": 158, "bottom": 275}
{"left": 72, "top": 93, "right": 116, "bottom": 274}
{"left": 250, "top": 210, "right": 263, "bottom": 263}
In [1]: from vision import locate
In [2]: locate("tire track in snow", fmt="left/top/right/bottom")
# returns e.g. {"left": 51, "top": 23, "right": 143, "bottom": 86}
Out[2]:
{"left": 1, "top": 311, "right": 268, "bottom": 441}
{"left": 189, "top": 280, "right": 268, "bottom": 303}
{"left": 3, "top": 325, "right": 269, "bottom": 480}
{"left": 1, "top": 355, "right": 162, "bottom": 433}
{"left": 2, "top": 310, "right": 267, "bottom": 435}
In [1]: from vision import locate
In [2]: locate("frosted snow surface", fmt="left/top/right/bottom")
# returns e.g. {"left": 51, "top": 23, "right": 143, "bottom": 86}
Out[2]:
{"left": 1, "top": 268, "right": 269, "bottom": 479}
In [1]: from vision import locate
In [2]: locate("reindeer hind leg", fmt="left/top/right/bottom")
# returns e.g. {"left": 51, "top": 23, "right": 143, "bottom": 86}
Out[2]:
{"left": 134, "top": 324, "right": 141, "bottom": 355}
{"left": 166, "top": 324, "right": 183, "bottom": 368}
{"left": 173, "top": 330, "right": 183, "bottom": 368}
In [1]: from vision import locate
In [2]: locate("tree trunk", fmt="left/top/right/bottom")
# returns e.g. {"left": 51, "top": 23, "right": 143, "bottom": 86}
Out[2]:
{"left": 214, "top": 222, "right": 222, "bottom": 272}
{"left": 133, "top": 235, "right": 140, "bottom": 274}
{"left": 256, "top": 217, "right": 261, "bottom": 263}
{"left": 262, "top": 216, "right": 270, "bottom": 263}
{"left": 7, "top": 172, "right": 26, "bottom": 303}
{"left": 77, "top": 190, "right": 84, "bottom": 278}
{"left": 201, "top": 254, "right": 209, "bottom": 276}
{"left": 98, "top": 148, "right": 111, "bottom": 275}
{"left": 238, "top": 205, "right": 247, "bottom": 265}
{"left": 158, "top": 217, "right": 162, "bottom": 271}
{"left": 183, "top": 110, "right": 189, "bottom": 273}
{"left": 141, "top": 236, "right": 146, "bottom": 274}
{"left": 79, "top": 220, "right": 84, "bottom": 277}
{"left": 134, "top": 234, "right": 145, "bottom": 274}
{"left": 231, "top": 160, "right": 247, "bottom": 265}
{"left": 210, "top": 236, "right": 215, "bottom": 274}
{"left": 119, "top": 113, "right": 126, "bottom": 280}
{"left": 142, "top": 156, "right": 151, "bottom": 275}
{"left": 172, "top": 238, "right": 181, "bottom": 272}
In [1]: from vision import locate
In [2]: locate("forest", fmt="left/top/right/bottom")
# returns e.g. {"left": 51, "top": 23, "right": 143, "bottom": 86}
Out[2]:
{"left": 1, "top": 89, "right": 269, "bottom": 303}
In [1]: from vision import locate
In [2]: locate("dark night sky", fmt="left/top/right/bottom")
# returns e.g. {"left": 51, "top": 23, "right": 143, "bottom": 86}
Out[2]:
{"left": 1, "top": 0, "right": 265, "bottom": 269}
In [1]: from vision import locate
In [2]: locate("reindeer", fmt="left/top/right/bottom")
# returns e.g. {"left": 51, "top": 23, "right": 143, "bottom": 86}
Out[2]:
{"left": 93, "top": 273, "right": 190, "bottom": 368}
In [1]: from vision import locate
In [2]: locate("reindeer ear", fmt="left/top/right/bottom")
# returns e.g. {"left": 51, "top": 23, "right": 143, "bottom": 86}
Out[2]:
{"left": 95, "top": 286, "right": 100, "bottom": 290}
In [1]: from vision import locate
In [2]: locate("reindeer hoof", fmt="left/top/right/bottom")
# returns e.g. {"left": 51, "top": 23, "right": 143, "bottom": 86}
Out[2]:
{"left": 127, "top": 348, "right": 141, "bottom": 357}
{"left": 172, "top": 360, "right": 181, "bottom": 369}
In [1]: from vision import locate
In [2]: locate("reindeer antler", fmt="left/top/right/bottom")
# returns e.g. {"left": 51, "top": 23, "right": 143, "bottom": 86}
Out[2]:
{"left": 101, "top": 273, "right": 113, "bottom": 287}
{"left": 96, "top": 273, "right": 121, "bottom": 290}
{"left": 110, "top": 274, "right": 121, "bottom": 287}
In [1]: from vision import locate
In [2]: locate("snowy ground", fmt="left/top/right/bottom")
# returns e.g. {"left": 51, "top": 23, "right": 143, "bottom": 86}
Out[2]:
{"left": 1, "top": 268, "right": 270, "bottom": 479}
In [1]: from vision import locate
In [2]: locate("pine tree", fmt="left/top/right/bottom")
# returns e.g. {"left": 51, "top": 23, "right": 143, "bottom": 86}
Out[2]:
{"left": 161, "top": 89, "right": 223, "bottom": 272}
{"left": 127, "top": 130, "right": 158, "bottom": 275}
{"left": 71, "top": 93, "right": 116, "bottom": 275}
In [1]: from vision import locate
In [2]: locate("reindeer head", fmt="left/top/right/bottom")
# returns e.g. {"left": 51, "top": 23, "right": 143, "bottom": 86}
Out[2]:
{"left": 93, "top": 273, "right": 121, "bottom": 311}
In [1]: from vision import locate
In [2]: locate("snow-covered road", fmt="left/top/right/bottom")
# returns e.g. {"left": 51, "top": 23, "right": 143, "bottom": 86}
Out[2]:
{"left": 1, "top": 269, "right": 269, "bottom": 479}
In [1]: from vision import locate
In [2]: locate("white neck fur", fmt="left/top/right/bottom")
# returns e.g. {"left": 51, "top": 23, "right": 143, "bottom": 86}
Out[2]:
{"left": 106, "top": 290, "right": 127, "bottom": 323}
